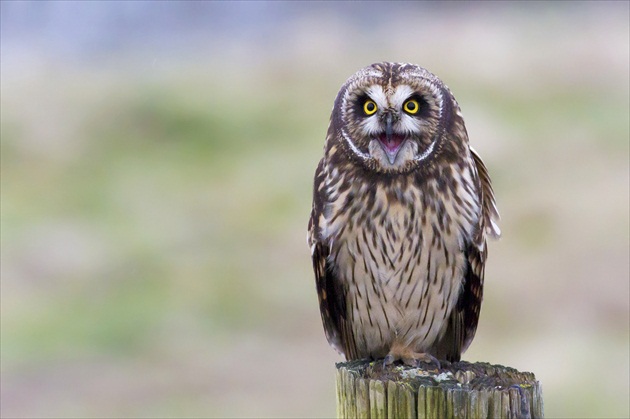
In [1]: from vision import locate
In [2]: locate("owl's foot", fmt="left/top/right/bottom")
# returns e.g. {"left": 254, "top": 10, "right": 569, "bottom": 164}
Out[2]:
{"left": 382, "top": 346, "right": 441, "bottom": 370}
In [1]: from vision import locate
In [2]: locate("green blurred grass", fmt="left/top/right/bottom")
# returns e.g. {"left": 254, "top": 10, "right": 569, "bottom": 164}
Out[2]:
{"left": 2, "top": 68, "right": 326, "bottom": 349}
{"left": 1, "top": 57, "right": 628, "bottom": 418}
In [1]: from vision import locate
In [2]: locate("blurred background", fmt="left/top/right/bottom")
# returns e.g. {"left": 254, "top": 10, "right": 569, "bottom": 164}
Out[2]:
{"left": 1, "top": 1, "right": 628, "bottom": 418}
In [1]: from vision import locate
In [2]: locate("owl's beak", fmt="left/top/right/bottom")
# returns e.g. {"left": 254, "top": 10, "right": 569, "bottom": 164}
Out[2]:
{"left": 385, "top": 112, "right": 394, "bottom": 141}
{"left": 378, "top": 113, "right": 405, "bottom": 164}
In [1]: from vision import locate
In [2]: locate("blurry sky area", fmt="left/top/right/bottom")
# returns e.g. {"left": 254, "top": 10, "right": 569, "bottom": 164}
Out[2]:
{"left": 1, "top": 1, "right": 629, "bottom": 418}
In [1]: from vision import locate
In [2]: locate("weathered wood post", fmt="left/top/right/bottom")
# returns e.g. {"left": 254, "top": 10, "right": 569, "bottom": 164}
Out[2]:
{"left": 336, "top": 359, "right": 543, "bottom": 418}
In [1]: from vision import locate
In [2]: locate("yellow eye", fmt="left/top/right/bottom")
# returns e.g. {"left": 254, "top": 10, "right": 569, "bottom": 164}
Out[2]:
{"left": 403, "top": 99, "right": 419, "bottom": 114}
{"left": 363, "top": 100, "right": 377, "bottom": 115}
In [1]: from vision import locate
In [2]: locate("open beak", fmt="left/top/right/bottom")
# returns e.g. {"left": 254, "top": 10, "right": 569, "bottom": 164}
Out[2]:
{"left": 378, "top": 113, "right": 405, "bottom": 164}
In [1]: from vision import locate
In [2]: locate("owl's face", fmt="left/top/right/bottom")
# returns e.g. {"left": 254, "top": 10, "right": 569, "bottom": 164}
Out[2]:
{"left": 330, "top": 62, "right": 465, "bottom": 174}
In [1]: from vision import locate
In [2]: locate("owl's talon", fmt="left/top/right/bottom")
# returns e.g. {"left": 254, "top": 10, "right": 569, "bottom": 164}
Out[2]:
{"left": 383, "top": 354, "right": 396, "bottom": 367}
{"left": 385, "top": 344, "right": 442, "bottom": 370}
{"left": 406, "top": 353, "right": 441, "bottom": 370}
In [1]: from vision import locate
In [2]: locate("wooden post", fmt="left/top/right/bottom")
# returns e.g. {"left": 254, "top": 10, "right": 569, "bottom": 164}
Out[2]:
{"left": 336, "top": 359, "right": 543, "bottom": 418}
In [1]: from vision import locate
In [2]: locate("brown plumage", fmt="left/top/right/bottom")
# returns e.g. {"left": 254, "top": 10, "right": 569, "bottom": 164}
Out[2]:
{"left": 308, "top": 62, "right": 500, "bottom": 365}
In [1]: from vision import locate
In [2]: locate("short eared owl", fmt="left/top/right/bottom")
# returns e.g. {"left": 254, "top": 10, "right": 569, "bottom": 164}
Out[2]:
{"left": 308, "top": 62, "right": 500, "bottom": 366}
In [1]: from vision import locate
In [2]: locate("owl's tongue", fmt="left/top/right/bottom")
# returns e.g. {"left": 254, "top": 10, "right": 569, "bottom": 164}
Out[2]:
{"left": 378, "top": 133, "right": 405, "bottom": 164}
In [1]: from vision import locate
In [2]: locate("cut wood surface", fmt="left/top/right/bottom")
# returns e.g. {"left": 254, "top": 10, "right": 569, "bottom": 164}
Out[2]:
{"left": 336, "top": 359, "right": 543, "bottom": 418}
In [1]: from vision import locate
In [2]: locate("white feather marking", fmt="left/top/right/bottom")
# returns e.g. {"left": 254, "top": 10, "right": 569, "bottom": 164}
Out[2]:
{"left": 414, "top": 138, "right": 436, "bottom": 162}
{"left": 366, "top": 85, "right": 387, "bottom": 106}
{"left": 342, "top": 129, "right": 370, "bottom": 160}
{"left": 489, "top": 219, "right": 502, "bottom": 238}
{"left": 391, "top": 85, "right": 415, "bottom": 108}
{"left": 362, "top": 116, "right": 383, "bottom": 136}
{"left": 398, "top": 114, "right": 424, "bottom": 136}
{"left": 360, "top": 68, "right": 383, "bottom": 79}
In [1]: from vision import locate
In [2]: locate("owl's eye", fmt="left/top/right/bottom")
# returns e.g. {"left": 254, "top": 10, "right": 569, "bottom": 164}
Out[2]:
{"left": 363, "top": 100, "right": 378, "bottom": 116}
{"left": 403, "top": 99, "right": 419, "bottom": 114}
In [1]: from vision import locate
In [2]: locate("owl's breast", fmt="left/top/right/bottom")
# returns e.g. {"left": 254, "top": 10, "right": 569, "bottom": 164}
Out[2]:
{"left": 321, "top": 167, "right": 480, "bottom": 359}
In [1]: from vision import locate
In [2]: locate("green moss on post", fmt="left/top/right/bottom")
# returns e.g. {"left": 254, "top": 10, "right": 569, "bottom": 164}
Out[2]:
{"left": 369, "top": 379, "right": 387, "bottom": 418}
{"left": 336, "top": 359, "right": 543, "bottom": 418}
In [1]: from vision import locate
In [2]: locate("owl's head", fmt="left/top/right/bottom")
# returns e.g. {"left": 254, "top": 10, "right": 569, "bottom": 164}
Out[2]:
{"left": 329, "top": 62, "right": 467, "bottom": 174}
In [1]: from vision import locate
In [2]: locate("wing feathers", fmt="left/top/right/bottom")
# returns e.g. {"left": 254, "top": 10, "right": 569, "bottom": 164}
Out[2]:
{"left": 470, "top": 146, "right": 501, "bottom": 239}
{"left": 309, "top": 159, "right": 353, "bottom": 358}
{"left": 432, "top": 246, "right": 485, "bottom": 362}
{"left": 433, "top": 148, "right": 499, "bottom": 361}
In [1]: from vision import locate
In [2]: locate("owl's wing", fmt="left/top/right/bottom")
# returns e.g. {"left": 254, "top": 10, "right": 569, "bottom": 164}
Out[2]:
{"left": 432, "top": 245, "right": 485, "bottom": 362}
{"left": 308, "top": 159, "right": 353, "bottom": 358}
{"left": 433, "top": 149, "right": 499, "bottom": 362}
{"left": 471, "top": 147, "right": 501, "bottom": 240}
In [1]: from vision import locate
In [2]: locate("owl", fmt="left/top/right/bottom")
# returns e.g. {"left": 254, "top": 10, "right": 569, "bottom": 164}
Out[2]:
{"left": 308, "top": 62, "right": 500, "bottom": 367}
